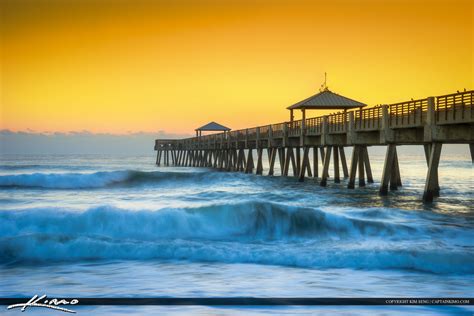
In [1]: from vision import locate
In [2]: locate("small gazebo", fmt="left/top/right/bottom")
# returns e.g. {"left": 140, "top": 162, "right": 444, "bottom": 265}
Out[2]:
{"left": 195, "top": 121, "right": 231, "bottom": 137}
{"left": 287, "top": 87, "right": 366, "bottom": 122}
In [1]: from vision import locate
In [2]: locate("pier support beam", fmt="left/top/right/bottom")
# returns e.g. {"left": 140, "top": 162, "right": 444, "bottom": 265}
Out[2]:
{"left": 305, "top": 148, "right": 312, "bottom": 178}
{"left": 380, "top": 145, "right": 395, "bottom": 195}
{"left": 379, "top": 144, "right": 402, "bottom": 195}
{"left": 423, "top": 143, "right": 442, "bottom": 201}
{"left": 187, "top": 150, "right": 192, "bottom": 167}
{"left": 179, "top": 150, "right": 184, "bottom": 166}
{"left": 313, "top": 147, "right": 319, "bottom": 178}
{"left": 339, "top": 146, "right": 349, "bottom": 178}
{"left": 470, "top": 143, "right": 474, "bottom": 164}
{"left": 225, "top": 150, "right": 232, "bottom": 171}
{"left": 174, "top": 150, "right": 178, "bottom": 166}
{"left": 319, "top": 147, "right": 326, "bottom": 166}
{"left": 358, "top": 147, "right": 365, "bottom": 187}
{"left": 201, "top": 150, "right": 206, "bottom": 167}
{"left": 278, "top": 148, "right": 285, "bottom": 175}
{"left": 290, "top": 148, "right": 297, "bottom": 177}
{"left": 348, "top": 146, "right": 359, "bottom": 189}
{"left": 268, "top": 148, "right": 277, "bottom": 176}
{"left": 283, "top": 147, "right": 297, "bottom": 177}
{"left": 183, "top": 150, "right": 188, "bottom": 166}
{"left": 230, "top": 150, "right": 234, "bottom": 170}
{"left": 362, "top": 147, "right": 374, "bottom": 184}
{"left": 333, "top": 146, "right": 340, "bottom": 183}
{"left": 320, "top": 146, "right": 332, "bottom": 186}
{"left": 218, "top": 150, "right": 224, "bottom": 170}
{"left": 236, "top": 149, "right": 244, "bottom": 171}
{"left": 256, "top": 148, "right": 264, "bottom": 175}
{"left": 191, "top": 150, "right": 197, "bottom": 167}
{"left": 156, "top": 150, "right": 162, "bottom": 166}
{"left": 212, "top": 150, "right": 217, "bottom": 168}
{"left": 283, "top": 147, "right": 291, "bottom": 176}
{"left": 390, "top": 149, "right": 402, "bottom": 189}
{"left": 205, "top": 150, "right": 210, "bottom": 167}
{"left": 298, "top": 147, "right": 311, "bottom": 182}
{"left": 296, "top": 147, "right": 301, "bottom": 177}
{"left": 348, "top": 145, "right": 373, "bottom": 189}
{"left": 245, "top": 149, "right": 254, "bottom": 174}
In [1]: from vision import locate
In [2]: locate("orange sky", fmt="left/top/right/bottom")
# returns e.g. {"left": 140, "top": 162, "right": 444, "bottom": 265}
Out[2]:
{"left": 1, "top": 0, "right": 472, "bottom": 134}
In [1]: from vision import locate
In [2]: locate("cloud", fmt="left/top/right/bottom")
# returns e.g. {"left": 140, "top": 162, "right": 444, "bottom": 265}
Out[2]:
{"left": 0, "top": 130, "right": 192, "bottom": 155}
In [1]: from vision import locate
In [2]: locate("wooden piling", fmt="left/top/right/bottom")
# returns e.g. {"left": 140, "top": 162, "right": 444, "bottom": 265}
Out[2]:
{"left": 470, "top": 144, "right": 474, "bottom": 163}
{"left": 320, "top": 146, "right": 332, "bottom": 187}
{"left": 256, "top": 148, "right": 264, "bottom": 175}
{"left": 278, "top": 147, "right": 285, "bottom": 175}
{"left": 283, "top": 148, "right": 291, "bottom": 176}
{"left": 156, "top": 150, "right": 161, "bottom": 166}
{"left": 305, "top": 148, "right": 313, "bottom": 178}
{"left": 313, "top": 147, "right": 318, "bottom": 178}
{"left": 319, "top": 147, "right": 325, "bottom": 165}
{"left": 389, "top": 148, "right": 402, "bottom": 190}
{"left": 358, "top": 146, "right": 366, "bottom": 187}
{"left": 298, "top": 147, "right": 310, "bottom": 182}
{"left": 289, "top": 147, "right": 297, "bottom": 177}
{"left": 379, "top": 144, "right": 396, "bottom": 195}
{"left": 245, "top": 148, "right": 254, "bottom": 174}
{"left": 423, "top": 143, "right": 442, "bottom": 202}
{"left": 339, "top": 146, "right": 349, "bottom": 178}
{"left": 268, "top": 148, "right": 277, "bottom": 176}
{"left": 348, "top": 146, "right": 359, "bottom": 189}
{"left": 333, "top": 146, "right": 340, "bottom": 183}
{"left": 363, "top": 147, "right": 374, "bottom": 183}
{"left": 296, "top": 147, "right": 301, "bottom": 177}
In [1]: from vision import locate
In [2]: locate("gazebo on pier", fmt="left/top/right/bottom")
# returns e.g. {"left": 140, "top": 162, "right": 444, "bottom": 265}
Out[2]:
{"left": 287, "top": 87, "right": 366, "bottom": 122}
{"left": 286, "top": 85, "right": 368, "bottom": 187}
{"left": 195, "top": 121, "right": 231, "bottom": 137}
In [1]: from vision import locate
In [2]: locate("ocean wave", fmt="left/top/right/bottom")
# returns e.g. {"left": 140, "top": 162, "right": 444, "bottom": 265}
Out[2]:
{"left": 2, "top": 235, "right": 472, "bottom": 274}
{"left": 1, "top": 202, "right": 472, "bottom": 273}
{"left": 0, "top": 202, "right": 421, "bottom": 240}
{"left": 0, "top": 170, "right": 227, "bottom": 189}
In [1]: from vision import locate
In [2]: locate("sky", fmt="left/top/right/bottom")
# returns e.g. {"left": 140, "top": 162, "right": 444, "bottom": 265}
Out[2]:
{"left": 1, "top": 0, "right": 472, "bottom": 137}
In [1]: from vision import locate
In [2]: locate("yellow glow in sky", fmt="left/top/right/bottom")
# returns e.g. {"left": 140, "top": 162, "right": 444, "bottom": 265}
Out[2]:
{"left": 1, "top": 0, "right": 472, "bottom": 134}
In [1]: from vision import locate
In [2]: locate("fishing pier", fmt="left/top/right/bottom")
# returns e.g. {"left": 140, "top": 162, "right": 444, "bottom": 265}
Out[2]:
{"left": 155, "top": 89, "right": 473, "bottom": 202}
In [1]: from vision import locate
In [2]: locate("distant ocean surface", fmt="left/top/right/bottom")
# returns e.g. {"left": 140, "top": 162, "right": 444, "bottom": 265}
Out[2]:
{"left": 0, "top": 148, "right": 473, "bottom": 315}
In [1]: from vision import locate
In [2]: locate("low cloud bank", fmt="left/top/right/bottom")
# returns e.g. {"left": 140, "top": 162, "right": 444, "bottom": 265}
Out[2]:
{"left": 0, "top": 130, "right": 191, "bottom": 155}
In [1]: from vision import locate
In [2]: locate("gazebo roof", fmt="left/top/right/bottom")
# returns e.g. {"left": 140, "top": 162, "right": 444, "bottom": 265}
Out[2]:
{"left": 195, "top": 121, "right": 231, "bottom": 131}
{"left": 287, "top": 89, "right": 366, "bottom": 110}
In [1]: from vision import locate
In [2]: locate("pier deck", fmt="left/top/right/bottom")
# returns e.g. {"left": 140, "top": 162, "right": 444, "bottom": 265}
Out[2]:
{"left": 155, "top": 90, "right": 473, "bottom": 202}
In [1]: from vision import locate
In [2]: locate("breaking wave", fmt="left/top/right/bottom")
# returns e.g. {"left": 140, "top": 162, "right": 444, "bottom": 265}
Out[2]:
{"left": 0, "top": 170, "right": 227, "bottom": 189}
{"left": 1, "top": 202, "right": 473, "bottom": 274}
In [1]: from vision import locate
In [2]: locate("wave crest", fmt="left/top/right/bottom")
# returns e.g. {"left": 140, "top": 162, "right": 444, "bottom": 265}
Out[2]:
{"left": 0, "top": 170, "right": 221, "bottom": 189}
{"left": 1, "top": 202, "right": 473, "bottom": 274}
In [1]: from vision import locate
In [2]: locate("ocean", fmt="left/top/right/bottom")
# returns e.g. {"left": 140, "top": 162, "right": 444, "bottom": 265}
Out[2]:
{"left": 0, "top": 147, "right": 473, "bottom": 315}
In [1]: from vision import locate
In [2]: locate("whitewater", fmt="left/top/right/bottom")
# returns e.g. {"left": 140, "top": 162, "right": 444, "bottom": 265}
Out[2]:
{"left": 0, "top": 150, "right": 473, "bottom": 315}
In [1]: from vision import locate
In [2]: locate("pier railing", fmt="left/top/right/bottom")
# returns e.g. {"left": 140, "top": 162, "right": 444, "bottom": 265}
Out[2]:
{"left": 328, "top": 112, "right": 347, "bottom": 133}
{"left": 306, "top": 117, "right": 323, "bottom": 135}
{"left": 272, "top": 122, "right": 285, "bottom": 138}
{"left": 436, "top": 90, "right": 473, "bottom": 124}
{"left": 288, "top": 120, "right": 302, "bottom": 137}
{"left": 389, "top": 98, "right": 427, "bottom": 128}
{"left": 156, "top": 90, "right": 473, "bottom": 148}
{"left": 355, "top": 106, "right": 382, "bottom": 131}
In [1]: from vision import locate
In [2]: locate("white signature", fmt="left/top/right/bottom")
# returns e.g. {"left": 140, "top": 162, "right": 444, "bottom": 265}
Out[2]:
{"left": 7, "top": 294, "right": 78, "bottom": 313}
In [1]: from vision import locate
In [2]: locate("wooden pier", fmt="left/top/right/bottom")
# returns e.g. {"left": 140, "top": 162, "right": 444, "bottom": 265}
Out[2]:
{"left": 155, "top": 90, "right": 473, "bottom": 202}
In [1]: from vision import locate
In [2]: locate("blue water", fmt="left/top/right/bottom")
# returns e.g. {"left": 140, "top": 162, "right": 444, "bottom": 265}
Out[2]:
{"left": 0, "top": 149, "right": 473, "bottom": 315}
